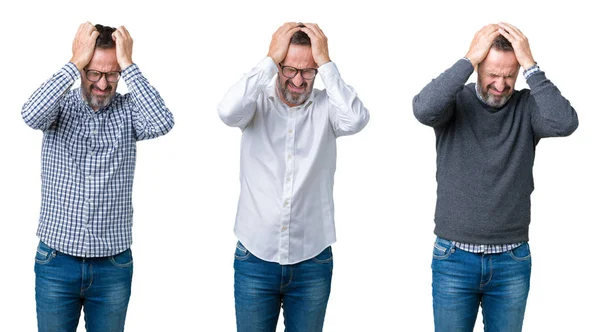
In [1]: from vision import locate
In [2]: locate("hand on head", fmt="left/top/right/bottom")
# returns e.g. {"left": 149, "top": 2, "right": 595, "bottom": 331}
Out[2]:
{"left": 70, "top": 22, "right": 134, "bottom": 71}
{"left": 70, "top": 22, "right": 100, "bottom": 70}
{"left": 466, "top": 22, "right": 535, "bottom": 69}
{"left": 497, "top": 22, "right": 535, "bottom": 69}
{"left": 268, "top": 22, "right": 331, "bottom": 67}
{"left": 112, "top": 26, "right": 134, "bottom": 69}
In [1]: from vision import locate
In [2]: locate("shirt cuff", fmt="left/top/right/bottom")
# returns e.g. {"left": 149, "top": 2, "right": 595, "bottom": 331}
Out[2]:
{"left": 260, "top": 57, "right": 279, "bottom": 73}
{"left": 523, "top": 63, "right": 541, "bottom": 80}
{"left": 63, "top": 62, "right": 81, "bottom": 80}
{"left": 317, "top": 61, "right": 339, "bottom": 79}
{"left": 122, "top": 64, "right": 142, "bottom": 84}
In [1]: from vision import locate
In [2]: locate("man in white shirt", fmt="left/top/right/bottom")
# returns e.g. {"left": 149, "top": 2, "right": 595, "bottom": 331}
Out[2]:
{"left": 219, "top": 22, "right": 369, "bottom": 331}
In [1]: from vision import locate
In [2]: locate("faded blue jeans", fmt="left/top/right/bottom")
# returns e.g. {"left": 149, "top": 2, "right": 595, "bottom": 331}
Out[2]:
{"left": 234, "top": 242, "right": 333, "bottom": 332}
{"left": 432, "top": 237, "right": 532, "bottom": 332}
{"left": 34, "top": 241, "right": 133, "bottom": 332}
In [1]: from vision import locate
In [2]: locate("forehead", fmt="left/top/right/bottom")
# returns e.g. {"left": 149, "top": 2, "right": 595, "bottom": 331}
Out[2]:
{"left": 86, "top": 48, "right": 119, "bottom": 71}
{"left": 480, "top": 48, "right": 520, "bottom": 76}
{"left": 281, "top": 44, "right": 316, "bottom": 69}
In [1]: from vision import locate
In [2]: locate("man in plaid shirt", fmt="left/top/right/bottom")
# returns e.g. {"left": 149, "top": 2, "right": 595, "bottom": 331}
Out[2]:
{"left": 22, "top": 22, "right": 174, "bottom": 331}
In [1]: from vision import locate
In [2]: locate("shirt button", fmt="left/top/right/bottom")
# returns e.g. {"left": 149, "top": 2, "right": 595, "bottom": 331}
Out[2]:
{"left": 282, "top": 226, "right": 288, "bottom": 231}
{"left": 287, "top": 155, "right": 292, "bottom": 160}
{"left": 286, "top": 177, "right": 291, "bottom": 182}
{"left": 91, "top": 130, "right": 98, "bottom": 135}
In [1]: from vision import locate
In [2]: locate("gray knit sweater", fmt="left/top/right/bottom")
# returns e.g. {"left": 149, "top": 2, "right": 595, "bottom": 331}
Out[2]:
{"left": 413, "top": 59, "right": 578, "bottom": 244}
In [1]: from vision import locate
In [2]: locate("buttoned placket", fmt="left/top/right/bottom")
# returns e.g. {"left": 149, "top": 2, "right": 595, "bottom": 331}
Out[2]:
{"left": 82, "top": 109, "right": 98, "bottom": 256}
{"left": 278, "top": 105, "right": 300, "bottom": 264}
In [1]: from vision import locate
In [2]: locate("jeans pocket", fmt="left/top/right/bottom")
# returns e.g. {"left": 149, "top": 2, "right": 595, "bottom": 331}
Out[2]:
{"left": 508, "top": 243, "right": 531, "bottom": 262}
{"left": 109, "top": 249, "right": 133, "bottom": 268}
{"left": 35, "top": 241, "right": 57, "bottom": 265}
{"left": 234, "top": 241, "right": 251, "bottom": 261}
{"left": 432, "top": 237, "right": 454, "bottom": 260}
{"left": 311, "top": 247, "right": 333, "bottom": 264}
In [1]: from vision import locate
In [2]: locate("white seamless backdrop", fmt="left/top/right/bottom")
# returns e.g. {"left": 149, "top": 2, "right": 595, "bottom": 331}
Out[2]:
{"left": 1, "top": 0, "right": 597, "bottom": 331}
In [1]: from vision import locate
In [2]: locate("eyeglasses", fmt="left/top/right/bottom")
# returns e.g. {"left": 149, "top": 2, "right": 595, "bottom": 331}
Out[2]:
{"left": 279, "top": 64, "right": 318, "bottom": 80}
{"left": 84, "top": 69, "right": 121, "bottom": 83}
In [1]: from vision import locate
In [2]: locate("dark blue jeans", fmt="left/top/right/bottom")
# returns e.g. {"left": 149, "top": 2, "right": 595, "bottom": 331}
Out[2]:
{"left": 234, "top": 242, "right": 333, "bottom": 332}
{"left": 34, "top": 241, "right": 133, "bottom": 332}
{"left": 432, "top": 237, "right": 531, "bottom": 332}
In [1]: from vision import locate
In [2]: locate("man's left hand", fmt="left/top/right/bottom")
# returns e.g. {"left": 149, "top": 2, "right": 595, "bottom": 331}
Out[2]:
{"left": 498, "top": 22, "right": 536, "bottom": 69}
{"left": 301, "top": 23, "right": 331, "bottom": 67}
{"left": 112, "top": 26, "right": 134, "bottom": 69}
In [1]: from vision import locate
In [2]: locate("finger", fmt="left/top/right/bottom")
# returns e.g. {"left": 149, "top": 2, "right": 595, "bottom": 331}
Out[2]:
{"left": 300, "top": 26, "right": 317, "bottom": 40}
{"left": 280, "top": 22, "right": 298, "bottom": 33}
{"left": 498, "top": 22, "right": 524, "bottom": 39}
{"left": 117, "top": 26, "right": 131, "bottom": 39}
{"left": 302, "top": 23, "right": 324, "bottom": 38}
{"left": 283, "top": 26, "right": 302, "bottom": 39}
{"left": 480, "top": 24, "right": 499, "bottom": 36}
{"left": 499, "top": 22, "right": 522, "bottom": 34}
{"left": 112, "top": 29, "right": 122, "bottom": 42}
{"left": 80, "top": 22, "right": 96, "bottom": 36}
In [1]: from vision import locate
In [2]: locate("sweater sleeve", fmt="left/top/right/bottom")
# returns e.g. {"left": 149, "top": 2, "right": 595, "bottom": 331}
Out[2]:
{"left": 526, "top": 71, "right": 578, "bottom": 138}
{"left": 413, "top": 59, "right": 473, "bottom": 127}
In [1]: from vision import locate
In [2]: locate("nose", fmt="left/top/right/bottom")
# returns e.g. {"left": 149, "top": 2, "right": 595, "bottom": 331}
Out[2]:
{"left": 494, "top": 78, "right": 506, "bottom": 92}
{"left": 96, "top": 75, "right": 109, "bottom": 89}
{"left": 291, "top": 72, "right": 305, "bottom": 87}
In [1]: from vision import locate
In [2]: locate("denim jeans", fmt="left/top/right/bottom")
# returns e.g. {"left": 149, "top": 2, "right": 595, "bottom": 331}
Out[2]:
{"left": 234, "top": 242, "right": 333, "bottom": 332}
{"left": 431, "top": 237, "right": 531, "bottom": 332}
{"left": 34, "top": 241, "right": 133, "bottom": 332}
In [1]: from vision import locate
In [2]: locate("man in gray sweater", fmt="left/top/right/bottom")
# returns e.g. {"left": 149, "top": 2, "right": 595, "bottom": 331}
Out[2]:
{"left": 413, "top": 22, "right": 578, "bottom": 331}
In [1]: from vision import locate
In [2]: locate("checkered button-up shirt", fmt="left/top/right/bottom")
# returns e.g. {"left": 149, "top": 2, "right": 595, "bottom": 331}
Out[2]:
{"left": 22, "top": 62, "right": 174, "bottom": 257}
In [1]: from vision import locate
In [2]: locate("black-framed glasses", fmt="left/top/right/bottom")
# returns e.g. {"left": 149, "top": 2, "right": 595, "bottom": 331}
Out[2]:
{"left": 279, "top": 64, "right": 318, "bottom": 80}
{"left": 84, "top": 69, "right": 121, "bottom": 83}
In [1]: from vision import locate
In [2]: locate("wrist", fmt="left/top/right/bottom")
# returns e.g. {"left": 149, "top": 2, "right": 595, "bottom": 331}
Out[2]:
{"left": 69, "top": 58, "right": 87, "bottom": 71}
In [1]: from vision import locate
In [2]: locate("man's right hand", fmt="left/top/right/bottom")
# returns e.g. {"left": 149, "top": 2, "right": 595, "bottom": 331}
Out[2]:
{"left": 70, "top": 22, "right": 99, "bottom": 71}
{"left": 267, "top": 22, "right": 302, "bottom": 64}
{"left": 465, "top": 24, "right": 500, "bottom": 67}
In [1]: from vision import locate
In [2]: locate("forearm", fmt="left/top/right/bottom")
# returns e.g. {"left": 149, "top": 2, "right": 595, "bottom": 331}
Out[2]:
{"left": 125, "top": 64, "right": 174, "bottom": 140}
{"left": 21, "top": 63, "right": 79, "bottom": 130}
{"left": 320, "top": 62, "right": 369, "bottom": 136}
{"left": 413, "top": 59, "right": 473, "bottom": 127}
{"left": 218, "top": 57, "right": 277, "bottom": 129}
{"left": 528, "top": 70, "right": 578, "bottom": 137}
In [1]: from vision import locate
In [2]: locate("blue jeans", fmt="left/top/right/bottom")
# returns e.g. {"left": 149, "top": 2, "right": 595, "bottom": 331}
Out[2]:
{"left": 34, "top": 241, "right": 133, "bottom": 332}
{"left": 234, "top": 242, "right": 333, "bottom": 332}
{"left": 431, "top": 237, "right": 531, "bottom": 332}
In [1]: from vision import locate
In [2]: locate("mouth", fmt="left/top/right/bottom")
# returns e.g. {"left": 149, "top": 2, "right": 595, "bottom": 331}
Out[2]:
{"left": 287, "top": 81, "right": 306, "bottom": 93}
{"left": 91, "top": 85, "right": 111, "bottom": 96}
{"left": 488, "top": 87, "right": 508, "bottom": 97}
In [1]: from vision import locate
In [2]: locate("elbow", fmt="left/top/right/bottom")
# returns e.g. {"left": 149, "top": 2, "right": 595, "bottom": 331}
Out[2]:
{"left": 339, "top": 109, "right": 370, "bottom": 135}
{"left": 218, "top": 103, "right": 243, "bottom": 128}
{"left": 161, "top": 115, "right": 175, "bottom": 135}
{"left": 413, "top": 105, "right": 438, "bottom": 127}
{"left": 21, "top": 106, "right": 42, "bottom": 130}
{"left": 556, "top": 114, "right": 579, "bottom": 137}
{"left": 412, "top": 96, "right": 436, "bottom": 127}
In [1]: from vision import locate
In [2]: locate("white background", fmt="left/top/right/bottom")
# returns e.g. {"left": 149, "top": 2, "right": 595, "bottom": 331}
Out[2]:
{"left": 1, "top": 0, "right": 597, "bottom": 331}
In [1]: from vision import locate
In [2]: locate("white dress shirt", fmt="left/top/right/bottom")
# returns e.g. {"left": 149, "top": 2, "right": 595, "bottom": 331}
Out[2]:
{"left": 219, "top": 57, "right": 369, "bottom": 264}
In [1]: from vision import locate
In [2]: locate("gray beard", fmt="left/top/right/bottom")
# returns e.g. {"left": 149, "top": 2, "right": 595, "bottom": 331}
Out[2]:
{"left": 476, "top": 84, "right": 512, "bottom": 108}
{"left": 82, "top": 87, "right": 113, "bottom": 109}
{"left": 278, "top": 79, "right": 311, "bottom": 106}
